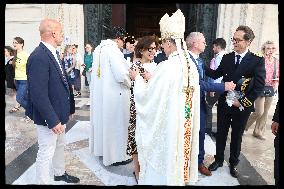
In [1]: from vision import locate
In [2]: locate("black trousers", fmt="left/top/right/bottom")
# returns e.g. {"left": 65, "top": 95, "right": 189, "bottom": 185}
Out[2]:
{"left": 215, "top": 104, "right": 251, "bottom": 166}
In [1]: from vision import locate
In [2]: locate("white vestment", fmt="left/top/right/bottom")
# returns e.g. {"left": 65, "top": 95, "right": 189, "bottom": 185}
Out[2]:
{"left": 89, "top": 39, "right": 131, "bottom": 166}
{"left": 134, "top": 51, "right": 200, "bottom": 185}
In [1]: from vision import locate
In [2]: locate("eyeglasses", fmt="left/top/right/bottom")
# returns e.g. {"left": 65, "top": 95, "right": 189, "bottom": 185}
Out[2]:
{"left": 13, "top": 41, "right": 19, "bottom": 44}
{"left": 231, "top": 38, "right": 245, "bottom": 43}
{"left": 147, "top": 47, "right": 157, "bottom": 52}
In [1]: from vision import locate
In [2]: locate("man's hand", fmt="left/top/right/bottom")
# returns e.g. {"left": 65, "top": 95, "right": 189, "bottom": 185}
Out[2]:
{"left": 141, "top": 71, "right": 152, "bottom": 81}
{"left": 52, "top": 122, "right": 65, "bottom": 135}
{"left": 271, "top": 121, "right": 279, "bottom": 136}
{"left": 129, "top": 68, "right": 139, "bottom": 80}
{"left": 210, "top": 92, "right": 215, "bottom": 97}
{"left": 232, "top": 99, "right": 241, "bottom": 107}
{"left": 224, "top": 81, "right": 236, "bottom": 91}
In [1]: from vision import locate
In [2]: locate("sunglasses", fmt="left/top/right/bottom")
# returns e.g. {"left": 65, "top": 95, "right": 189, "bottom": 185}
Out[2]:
{"left": 147, "top": 47, "right": 157, "bottom": 52}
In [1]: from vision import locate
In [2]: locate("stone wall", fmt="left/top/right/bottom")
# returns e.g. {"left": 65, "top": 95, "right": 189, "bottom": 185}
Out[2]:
{"left": 5, "top": 4, "right": 85, "bottom": 57}
{"left": 216, "top": 4, "right": 279, "bottom": 57}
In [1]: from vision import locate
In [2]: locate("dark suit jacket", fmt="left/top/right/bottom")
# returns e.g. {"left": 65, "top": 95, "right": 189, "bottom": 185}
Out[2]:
{"left": 205, "top": 51, "right": 266, "bottom": 113}
{"left": 26, "top": 42, "right": 75, "bottom": 129}
{"left": 188, "top": 52, "right": 225, "bottom": 111}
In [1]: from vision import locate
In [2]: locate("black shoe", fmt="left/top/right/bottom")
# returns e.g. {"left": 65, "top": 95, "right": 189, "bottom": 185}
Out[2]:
{"left": 111, "top": 158, "right": 133, "bottom": 166}
{"left": 229, "top": 165, "right": 239, "bottom": 178}
{"left": 208, "top": 161, "right": 223, "bottom": 171}
{"left": 54, "top": 172, "right": 80, "bottom": 183}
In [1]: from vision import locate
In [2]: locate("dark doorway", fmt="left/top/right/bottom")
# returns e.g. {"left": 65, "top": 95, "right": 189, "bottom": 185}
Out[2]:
{"left": 125, "top": 4, "right": 177, "bottom": 38}
{"left": 83, "top": 4, "right": 219, "bottom": 64}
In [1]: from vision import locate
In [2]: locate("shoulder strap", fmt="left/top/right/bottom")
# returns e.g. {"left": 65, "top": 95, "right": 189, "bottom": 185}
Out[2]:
{"left": 273, "top": 57, "right": 277, "bottom": 79}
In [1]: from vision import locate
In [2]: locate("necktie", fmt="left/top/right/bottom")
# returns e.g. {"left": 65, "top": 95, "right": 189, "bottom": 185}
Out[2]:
{"left": 196, "top": 57, "right": 204, "bottom": 79}
{"left": 235, "top": 55, "right": 241, "bottom": 69}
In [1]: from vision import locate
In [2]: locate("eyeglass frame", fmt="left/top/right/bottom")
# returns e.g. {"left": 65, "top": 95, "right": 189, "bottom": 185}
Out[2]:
{"left": 231, "top": 37, "right": 246, "bottom": 43}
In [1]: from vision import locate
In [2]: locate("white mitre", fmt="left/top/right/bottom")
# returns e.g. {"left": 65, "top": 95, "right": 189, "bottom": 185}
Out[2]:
{"left": 159, "top": 9, "right": 185, "bottom": 39}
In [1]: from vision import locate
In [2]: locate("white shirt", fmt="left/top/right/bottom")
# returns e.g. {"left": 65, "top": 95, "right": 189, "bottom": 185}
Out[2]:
{"left": 234, "top": 48, "right": 248, "bottom": 65}
{"left": 188, "top": 51, "right": 199, "bottom": 61}
{"left": 41, "top": 41, "right": 63, "bottom": 74}
{"left": 212, "top": 50, "right": 226, "bottom": 83}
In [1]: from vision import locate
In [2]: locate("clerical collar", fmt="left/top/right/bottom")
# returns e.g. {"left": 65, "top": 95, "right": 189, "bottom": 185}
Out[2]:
{"left": 234, "top": 48, "right": 248, "bottom": 59}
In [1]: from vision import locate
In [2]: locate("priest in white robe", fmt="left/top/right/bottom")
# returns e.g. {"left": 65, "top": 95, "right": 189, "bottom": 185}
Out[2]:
{"left": 129, "top": 10, "right": 201, "bottom": 185}
{"left": 89, "top": 27, "right": 132, "bottom": 166}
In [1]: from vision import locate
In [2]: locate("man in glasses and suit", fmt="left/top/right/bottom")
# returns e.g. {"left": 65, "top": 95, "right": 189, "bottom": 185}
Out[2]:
{"left": 206, "top": 25, "right": 266, "bottom": 178}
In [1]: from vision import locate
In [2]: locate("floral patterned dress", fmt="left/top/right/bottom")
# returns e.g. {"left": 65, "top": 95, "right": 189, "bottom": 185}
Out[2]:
{"left": 126, "top": 61, "right": 146, "bottom": 156}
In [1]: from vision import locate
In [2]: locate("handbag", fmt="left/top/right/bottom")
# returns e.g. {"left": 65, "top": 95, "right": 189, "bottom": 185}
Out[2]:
{"left": 260, "top": 59, "right": 276, "bottom": 97}
{"left": 261, "top": 86, "right": 275, "bottom": 97}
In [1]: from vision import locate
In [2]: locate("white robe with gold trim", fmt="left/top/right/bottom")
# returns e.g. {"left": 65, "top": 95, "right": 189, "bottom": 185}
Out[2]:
{"left": 134, "top": 51, "right": 200, "bottom": 185}
{"left": 89, "top": 39, "right": 131, "bottom": 166}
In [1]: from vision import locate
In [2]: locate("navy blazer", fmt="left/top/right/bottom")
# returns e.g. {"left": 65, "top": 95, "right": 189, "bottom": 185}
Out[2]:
{"left": 188, "top": 53, "right": 225, "bottom": 104}
{"left": 205, "top": 51, "right": 265, "bottom": 113}
{"left": 26, "top": 42, "right": 74, "bottom": 129}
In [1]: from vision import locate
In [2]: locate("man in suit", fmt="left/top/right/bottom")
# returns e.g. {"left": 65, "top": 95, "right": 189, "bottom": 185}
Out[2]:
{"left": 271, "top": 99, "right": 279, "bottom": 186}
{"left": 26, "top": 18, "right": 79, "bottom": 184}
{"left": 185, "top": 32, "right": 236, "bottom": 176}
{"left": 206, "top": 25, "right": 266, "bottom": 178}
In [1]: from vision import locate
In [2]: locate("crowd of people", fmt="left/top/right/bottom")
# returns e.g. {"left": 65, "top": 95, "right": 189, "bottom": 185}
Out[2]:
{"left": 5, "top": 8, "right": 279, "bottom": 186}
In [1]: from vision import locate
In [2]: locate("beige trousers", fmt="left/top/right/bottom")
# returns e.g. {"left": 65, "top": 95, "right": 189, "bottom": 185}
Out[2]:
{"left": 245, "top": 96, "right": 274, "bottom": 137}
{"left": 35, "top": 124, "right": 66, "bottom": 184}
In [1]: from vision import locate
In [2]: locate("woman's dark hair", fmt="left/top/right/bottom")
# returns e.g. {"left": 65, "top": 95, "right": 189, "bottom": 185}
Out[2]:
{"left": 5, "top": 46, "right": 15, "bottom": 56}
{"left": 14, "top": 37, "right": 24, "bottom": 47}
{"left": 12, "top": 37, "right": 25, "bottom": 67}
{"left": 85, "top": 42, "right": 93, "bottom": 47}
{"left": 134, "top": 36, "right": 158, "bottom": 58}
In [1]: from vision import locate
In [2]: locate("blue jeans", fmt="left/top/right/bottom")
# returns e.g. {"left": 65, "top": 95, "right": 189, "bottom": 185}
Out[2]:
{"left": 15, "top": 80, "right": 28, "bottom": 110}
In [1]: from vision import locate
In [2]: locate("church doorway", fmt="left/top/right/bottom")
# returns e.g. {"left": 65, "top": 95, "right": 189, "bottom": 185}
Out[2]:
{"left": 125, "top": 4, "right": 177, "bottom": 38}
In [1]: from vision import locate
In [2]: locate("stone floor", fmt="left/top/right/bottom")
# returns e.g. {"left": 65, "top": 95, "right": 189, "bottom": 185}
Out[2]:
{"left": 5, "top": 80, "right": 278, "bottom": 185}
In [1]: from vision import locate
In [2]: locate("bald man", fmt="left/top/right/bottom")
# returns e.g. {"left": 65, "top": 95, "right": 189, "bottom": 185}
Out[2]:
{"left": 26, "top": 18, "right": 79, "bottom": 184}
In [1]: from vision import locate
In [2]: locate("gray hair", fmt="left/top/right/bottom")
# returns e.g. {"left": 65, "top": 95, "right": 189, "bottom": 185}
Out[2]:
{"left": 185, "top": 32, "right": 204, "bottom": 49}
{"left": 261, "top": 40, "right": 275, "bottom": 54}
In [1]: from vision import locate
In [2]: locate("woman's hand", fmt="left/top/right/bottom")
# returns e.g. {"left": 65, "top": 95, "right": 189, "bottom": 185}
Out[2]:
{"left": 141, "top": 71, "right": 152, "bottom": 81}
